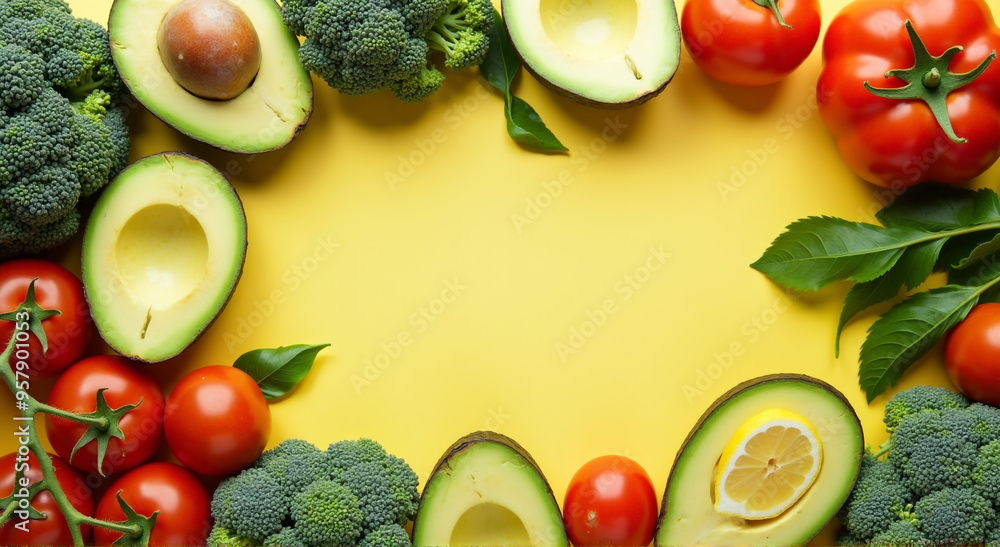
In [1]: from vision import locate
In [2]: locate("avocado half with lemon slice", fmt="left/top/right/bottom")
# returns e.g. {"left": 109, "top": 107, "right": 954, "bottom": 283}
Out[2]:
{"left": 109, "top": 0, "right": 313, "bottom": 153}
{"left": 501, "top": 0, "right": 681, "bottom": 107}
{"left": 412, "top": 431, "right": 569, "bottom": 547}
{"left": 655, "top": 374, "right": 864, "bottom": 546}
{"left": 82, "top": 153, "right": 247, "bottom": 363}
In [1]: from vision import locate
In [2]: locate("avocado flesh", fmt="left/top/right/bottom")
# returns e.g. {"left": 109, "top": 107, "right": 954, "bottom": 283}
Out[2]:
{"left": 82, "top": 153, "right": 247, "bottom": 363}
{"left": 502, "top": 0, "right": 680, "bottom": 107}
{"left": 413, "top": 432, "right": 569, "bottom": 547}
{"left": 109, "top": 0, "right": 312, "bottom": 153}
{"left": 655, "top": 375, "right": 864, "bottom": 546}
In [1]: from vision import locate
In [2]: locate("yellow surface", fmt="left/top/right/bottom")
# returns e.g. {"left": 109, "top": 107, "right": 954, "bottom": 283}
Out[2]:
{"left": 5, "top": 0, "right": 1000, "bottom": 544}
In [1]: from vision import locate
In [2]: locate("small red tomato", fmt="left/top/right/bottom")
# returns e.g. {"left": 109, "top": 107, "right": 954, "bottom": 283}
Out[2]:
{"left": 682, "top": 0, "right": 821, "bottom": 86}
{"left": 0, "top": 452, "right": 94, "bottom": 546}
{"left": 0, "top": 259, "right": 92, "bottom": 375}
{"left": 164, "top": 365, "right": 270, "bottom": 476}
{"left": 945, "top": 303, "right": 1000, "bottom": 405}
{"left": 45, "top": 355, "right": 165, "bottom": 476}
{"left": 563, "top": 455, "right": 658, "bottom": 547}
{"left": 93, "top": 462, "right": 212, "bottom": 547}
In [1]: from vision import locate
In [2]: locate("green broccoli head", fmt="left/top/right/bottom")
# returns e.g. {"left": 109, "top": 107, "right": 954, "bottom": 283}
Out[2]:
{"left": 360, "top": 523, "right": 412, "bottom": 547}
{"left": 0, "top": 0, "right": 129, "bottom": 259}
{"left": 321, "top": 438, "right": 420, "bottom": 527}
{"left": 913, "top": 487, "right": 995, "bottom": 545}
{"left": 212, "top": 468, "right": 288, "bottom": 543}
{"left": 886, "top": 408, "right": 980, "bottom": 495}
{"left": 838, "top": 453, "right": 913, "bottom": 541}
{"left": 868, "top": 520, "right": 932, "bottom": 547}
{"left": 281, "top": 0, "right": 488, "bottom": 100}
{"left": 883, "top": 385, "right": 969, "bottom": 433}
{"left": 974, "top": 440, "right": 1000, "bottom": 506}
{"left": 290, "top": 479, "right": 364, "bottom": 547}
{"left": 424, "top": 0, "right": 492, "bottom": 69}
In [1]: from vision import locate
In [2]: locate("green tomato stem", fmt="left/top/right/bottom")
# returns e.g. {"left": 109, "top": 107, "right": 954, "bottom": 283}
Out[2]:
{"left": 33, "top": 401, "right": 110, "bottom": 431}
{"left": 751, "top": 0, "right": 792, "bottom": 29}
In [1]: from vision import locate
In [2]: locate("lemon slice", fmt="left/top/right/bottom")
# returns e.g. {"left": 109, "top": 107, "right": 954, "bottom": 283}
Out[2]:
{"left": 714, "top": 408, "right": 823, "bottom": 520}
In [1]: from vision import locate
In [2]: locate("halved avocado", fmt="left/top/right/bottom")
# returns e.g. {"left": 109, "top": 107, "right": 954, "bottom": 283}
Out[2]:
{"left": 501, "top": 0, "right": 680, "bottom": 108}
{"left": 108, "top": 0, "right": 313, "bottom": 153}
{"left": 655, "top": 374, "right": 864, "bottom": 546}
{"left": 412, "top": 431, "right": 569, "bottom": 547}
{"left": 82, "top": 153, "right": 247, "bottom": 363}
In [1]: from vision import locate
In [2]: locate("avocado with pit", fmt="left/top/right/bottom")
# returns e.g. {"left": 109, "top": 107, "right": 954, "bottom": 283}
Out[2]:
{"left": 82, "top": 153, "right": 247, "bottom": 363}
{"left": 501, "top": 0, "right": 680, "bottom": 107}
{"left": 655, "top": 374, "right": 864, "bottom": 546}
{"left": 108, "top": 0, "right": 313, "bottom": 153}
{"left": 412, "top": 431, "right": 569, "bottom": 547}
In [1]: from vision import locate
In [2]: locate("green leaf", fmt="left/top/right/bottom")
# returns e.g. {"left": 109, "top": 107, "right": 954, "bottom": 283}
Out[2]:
{"left": 953, "top": 232, "right": 1000, "bottom": 270}
{"left": 875, "top": 182, "right": 978, "bottom": 231}
{"left": 233, "top": 344, "right": 329, "bottom": 399}
{"left": 835, "top": 239, "right": 945, "bottom": 355}
{"left": 859, "top": 285, "right": 983, "bottom": 402}
{"left": 937, "top": 229, "right": 1000, "bottom": 270}
{"left": 949, "top": 249, "right": 1000, "bottom": 286}
{"left": 480, "top": 8, "right": 567, "bottom": 153}
{"left": 972, "top": 188, "right": 1000, "bottom": 224}
{"left": 751, "top": 217, "right": 932, "bottom": 291}
{"left": 480, "top": 8, "right": 517, "bottom": 95}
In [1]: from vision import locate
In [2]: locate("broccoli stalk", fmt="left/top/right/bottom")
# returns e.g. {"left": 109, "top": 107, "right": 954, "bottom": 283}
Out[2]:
{"left": 0, "top": 284, "right": 154, "bottom": 546}
{"left": 424, "top": 0, "right": 492, "bottom": 69}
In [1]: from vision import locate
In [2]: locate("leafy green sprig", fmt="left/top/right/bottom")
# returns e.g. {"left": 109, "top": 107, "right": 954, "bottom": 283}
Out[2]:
{"left": 752, "top": 183, "right": 1000, "bottom": 402}
{"left": 0, "top": 281, "right": 155, "bottom": 546}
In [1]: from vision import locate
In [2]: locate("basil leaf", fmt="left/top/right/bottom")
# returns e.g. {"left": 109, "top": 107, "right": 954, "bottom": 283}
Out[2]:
{"left": 480, "top": 8, "right": 517, "bottom": 95}
{"left": 835, "top": 239, "right": 945, "bottom": 355}
{"left": 859, "top": 286, "right": 981, "bottom": 402}
{"left": 876, "top": 182, "right": 977, "bottom": 231}
{"left": 480, "top": 8, "right": 567, "bottom": 153}
{"left": 506, "top": 95, "right": 567, "bottom": 151}
{"left": 751, "top": 217, "right": 931, "bottom": 291}
{"left": 234, "top": 344, "right": 330, "bottom": 399}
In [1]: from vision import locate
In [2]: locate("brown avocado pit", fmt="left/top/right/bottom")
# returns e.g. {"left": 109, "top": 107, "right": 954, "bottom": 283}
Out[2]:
{"left": 157, "top": 0, "right": 262, "bottom": 100}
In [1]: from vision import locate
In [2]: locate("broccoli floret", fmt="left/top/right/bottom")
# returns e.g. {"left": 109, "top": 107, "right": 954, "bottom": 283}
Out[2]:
{"left": 206, "top": 525, "right": 257, "bottom": 547}
{"left": 263, "top": 527, "right": 308, "bottom": 547}
{"left": 257, "top": 439, "right": 325, "bottom": 497}
{"left": 290, "top": 479, "right": 364, "bottom": 547}
{"left": 359, "top": 523, "right": 412, "bottom": 547}
{"left": 838, "top": 454, "right": 913, "bottom": 541}
{"left": 883, "top": 385, "right": 969, "bottom": 433}
{"left": 281, "top": 0, "right": 490, "bottom": 101}
{"left": 913, "top": 487, "right": 994, "bottom": 544}
{"left": 339, "top": 461, "right": 396, "bottom": 533}
{"left": 322, "top": 438, "right": 420, "bottom": 526}
{"left": 424, "top": 0, "right": 491, "bottom": 69}
{"left": 967, "top": 402, "right": 1000, "bottom": 446}
{"left": 869, "top": 520, "right": 932, "bottom": 547}
{"left": 884, "top": 409, "right": 979, "bottom": 495}
{"left": 974, "top": 440, "right": 1000, "bottom": 506}
{"left": 211, "top": 468, "right": 288, "bottom": 542}
{"left": 0, "top": 0, "right": 129, "bottom": 258}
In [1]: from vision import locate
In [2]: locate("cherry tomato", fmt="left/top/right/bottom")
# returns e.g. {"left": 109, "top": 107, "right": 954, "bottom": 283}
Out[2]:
{"left": 0, "top": 259, "right": 92, "bottom": 375}
{"left": 45, "top": 355, "right": 165, "bottom": 476}
{"left": 164, "top": 365, "right": 270, "bottom": 476}
{"left": 682, "top": 0, "right": 821, "bottom": 86}
{"left": 563, "top": 455, "right": 658, "bottom": 546}
{"left": 93, "top": 462, "right": 212, "bottom": 547}
{"left": 945, "top": 303, "right": 1000, "bottom": 405}
{"left": 0, "top": 452, "right": 94, "bottom": 546}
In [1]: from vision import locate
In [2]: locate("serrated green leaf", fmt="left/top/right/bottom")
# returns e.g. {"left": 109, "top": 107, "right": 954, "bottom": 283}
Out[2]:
{"left": 972, "top": 188, "right": 1000, "bottom": 224}
{"left": 835, "top": 239, "right": 945, "bottom": 356}
{"left": 859, "top": 285, "right": 982, "bottom": 402}
{"left": 937, "top": 230, "right": 1000, "bottom": 270}
{"left": 480, "top": 9, "right": 517, "bottom": 95}
{"left": 876, "top": 182, "right": 978, "bottom": 231}
{"left": 751, "top": 217, "right": 932, "bottom": 291}
{"left": 953, "top": 232, "right": 1000, "bottom": 270}
{"left": 234, "top": 344, "right": 329, "bottom": 399}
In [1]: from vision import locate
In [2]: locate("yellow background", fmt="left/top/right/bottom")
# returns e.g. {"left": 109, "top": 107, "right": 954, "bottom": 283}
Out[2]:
{"left": 6, "top": 0, "right": 1000, "bottom": 543}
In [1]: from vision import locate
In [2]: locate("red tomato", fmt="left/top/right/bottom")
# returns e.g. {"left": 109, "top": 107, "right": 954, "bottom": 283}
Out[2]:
{"left": 0, "top": 259, "right": 92, "bottom": 375}
{"left": 681, "top": 0, "right": 821, "bottom": 86}
{"left": 563, "top": 455, "right": 658, "bottom": 547}
{"left": 945, "top": 303, "right": 1000, "bottom": 405}
{"left": 0, "top": 452, "right": 94, "bottom": 546}
{"left": 45, "top": 355, "right": 165, "bottom": 476}
{"left": 817, "top": 0, "right": 1000, "bottom": 187}
{"left": 93, "top": 462, "right": 211, "bottom": 547}
{"left": 164, "top": 365, "right": 270, "bottom": 476}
